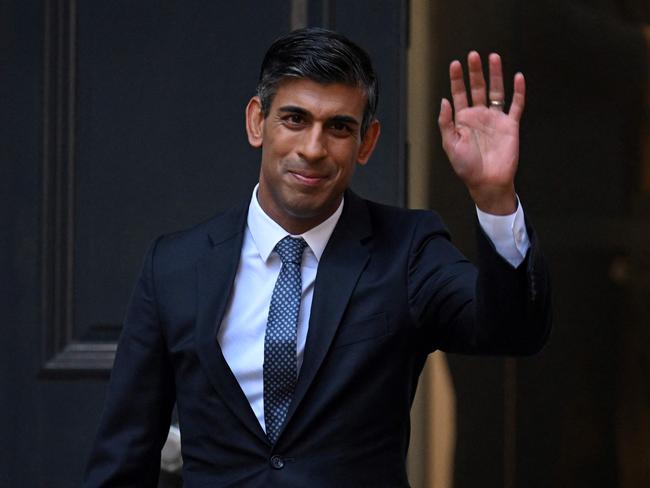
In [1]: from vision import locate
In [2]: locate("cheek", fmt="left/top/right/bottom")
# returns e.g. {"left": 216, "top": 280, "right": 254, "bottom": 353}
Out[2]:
{"left": 331, "top": 153, "right": 360, "bottom": 176}
{"left": 260, "top": 144, "right": 287, "bottom": 177}
{"left": 330, "top": 140, "right": 361, "bottom": 163}
{"left": 265, "top": 129, "right": 299, "bottom": 154}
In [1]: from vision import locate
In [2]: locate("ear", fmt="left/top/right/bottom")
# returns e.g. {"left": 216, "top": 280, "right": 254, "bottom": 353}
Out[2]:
{"left": 356, "top": 119, "right": 381, "bottom": 165}
{"left": 245, "top": 96, "right": 265, "bottom": 148}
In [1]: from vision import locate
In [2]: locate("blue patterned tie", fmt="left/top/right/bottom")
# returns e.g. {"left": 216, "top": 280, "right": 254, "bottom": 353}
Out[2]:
{"left": 264, "top": 236, "right": 307, "bottom": 444}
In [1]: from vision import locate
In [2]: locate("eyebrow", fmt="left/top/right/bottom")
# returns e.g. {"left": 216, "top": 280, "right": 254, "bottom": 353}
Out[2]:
{"left": 277, "top": 105, "right": 360, "bottom": 126}
{"left": 329, "top": 115, "right": 359, "bottom": 127}
{"left": 277, "top": 105, "right": 310, "bottom": 116}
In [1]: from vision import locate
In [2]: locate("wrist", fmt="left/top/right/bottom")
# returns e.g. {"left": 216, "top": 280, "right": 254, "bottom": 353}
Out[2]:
{"left": 469, "top": 186, "right": 517, "bottom": 215}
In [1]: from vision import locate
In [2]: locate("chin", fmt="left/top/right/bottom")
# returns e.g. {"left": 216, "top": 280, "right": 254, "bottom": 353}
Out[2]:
{"left": 285, "top": 195, "right": 335, "bottom": 219}
{"left": 284, "top": 203, "right": 326, "bottom": 220}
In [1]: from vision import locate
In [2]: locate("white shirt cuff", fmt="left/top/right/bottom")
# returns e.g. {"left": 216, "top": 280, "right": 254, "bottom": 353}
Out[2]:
{"left": 475, "top": 197, "right": 529, "bottom": 268}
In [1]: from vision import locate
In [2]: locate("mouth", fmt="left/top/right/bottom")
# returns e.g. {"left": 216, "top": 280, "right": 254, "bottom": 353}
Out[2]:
{"left": 289, "top": 171, "right": 328, "bottom": 187}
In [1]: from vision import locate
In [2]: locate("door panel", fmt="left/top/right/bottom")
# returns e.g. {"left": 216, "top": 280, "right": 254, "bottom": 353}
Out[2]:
{"left": 1, "top": 1, "right": 407, "bottom": 485}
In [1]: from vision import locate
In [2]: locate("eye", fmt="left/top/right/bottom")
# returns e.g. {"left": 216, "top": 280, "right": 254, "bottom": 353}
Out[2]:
{"left": 282, "top": 114, "right": 305, "bottom": 128}
{"left": 328, "top": 121, "right": 353, "bottom": 137}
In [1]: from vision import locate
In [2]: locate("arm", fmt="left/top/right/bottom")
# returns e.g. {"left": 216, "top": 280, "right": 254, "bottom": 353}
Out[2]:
{"left": 83, "top": 238, "right": 176, "bottom": 487}
{"left": 408, "top": 52, "right": 550, "bottom": 354}
{"left": 408, "top": 210, "right": 550, "bottom": 356}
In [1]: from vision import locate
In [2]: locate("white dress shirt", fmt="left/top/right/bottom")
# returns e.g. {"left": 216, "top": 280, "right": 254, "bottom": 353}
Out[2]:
{"left": 218, "top": 185, "right": 529, "bottom": 430}
{"left": 217, "top": 185, "right": 343, "bottom": 431}
{"left": 476, "top": 197, "right": 529, "bottom": 267}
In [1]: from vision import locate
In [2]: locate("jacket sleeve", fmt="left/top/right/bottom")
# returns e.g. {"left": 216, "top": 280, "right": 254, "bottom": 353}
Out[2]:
{"left": 408, "top": 211, "right": 551, "bottom": 355}
{"left": 83, "top": 237, "right": 176, "bottom": 487}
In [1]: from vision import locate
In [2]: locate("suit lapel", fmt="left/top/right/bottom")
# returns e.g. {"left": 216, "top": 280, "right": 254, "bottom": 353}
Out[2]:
{"left": 283, "top": 191, "right": 372, "bottom": 429}
{"left": 195, "top": 202, "right": 270, "bottom": 445}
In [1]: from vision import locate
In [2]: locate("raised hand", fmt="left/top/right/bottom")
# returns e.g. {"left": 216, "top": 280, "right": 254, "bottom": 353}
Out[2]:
{"left": 438, "top": 51, "right": 525, "bottom": 215}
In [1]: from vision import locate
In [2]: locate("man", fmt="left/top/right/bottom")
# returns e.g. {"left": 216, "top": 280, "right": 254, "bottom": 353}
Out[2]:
{"left": 84, "top": 28, "right": 550, "bottom": 487}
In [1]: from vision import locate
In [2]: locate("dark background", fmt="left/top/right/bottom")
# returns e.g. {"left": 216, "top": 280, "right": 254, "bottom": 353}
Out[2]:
{"left": 1, "top": 1, "right": 408, "bottom": 486}
{"left": 428, "top": 1, "right": 650, "bottom": 486}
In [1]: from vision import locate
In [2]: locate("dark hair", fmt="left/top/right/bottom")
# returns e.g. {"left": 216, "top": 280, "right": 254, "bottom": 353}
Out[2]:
{"left": 257, "top": 27, "right": 378, "bottom": 137}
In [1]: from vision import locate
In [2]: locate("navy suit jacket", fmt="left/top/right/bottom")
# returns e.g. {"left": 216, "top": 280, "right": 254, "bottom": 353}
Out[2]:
{"left": 84, "top": 190, "right": 551, "bottom": 487}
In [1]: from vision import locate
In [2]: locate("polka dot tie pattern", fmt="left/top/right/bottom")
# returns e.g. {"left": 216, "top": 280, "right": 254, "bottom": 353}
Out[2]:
{"left": 263, "top": 236, "right": 307, "bottom": 444}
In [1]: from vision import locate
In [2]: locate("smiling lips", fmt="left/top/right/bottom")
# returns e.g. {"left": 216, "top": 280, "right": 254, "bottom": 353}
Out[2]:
{"left": 290, "top": 171, "right": 328, "bottom": 186}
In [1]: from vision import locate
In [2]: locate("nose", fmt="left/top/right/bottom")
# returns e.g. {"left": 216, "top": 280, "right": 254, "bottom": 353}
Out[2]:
{"left": 297, "top": 125, "right": 328, "bottom": 162}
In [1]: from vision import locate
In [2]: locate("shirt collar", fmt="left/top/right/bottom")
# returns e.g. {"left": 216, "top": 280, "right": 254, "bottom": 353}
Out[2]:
{"left": 247, "top": 183, "right": 343, "bottom": 263}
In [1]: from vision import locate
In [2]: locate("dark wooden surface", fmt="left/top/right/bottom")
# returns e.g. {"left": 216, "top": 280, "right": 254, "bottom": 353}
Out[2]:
{"left": 0, "top": 1, "right": 407, "bottom": 486}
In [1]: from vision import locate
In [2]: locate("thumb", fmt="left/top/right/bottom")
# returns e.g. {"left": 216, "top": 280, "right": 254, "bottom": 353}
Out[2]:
{"left": 438, "top": 98, "right": 455, "bottom": 152}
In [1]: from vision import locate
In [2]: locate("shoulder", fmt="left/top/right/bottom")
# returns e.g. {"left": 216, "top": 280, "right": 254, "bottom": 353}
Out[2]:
{"left": 149, "top": 200, "right": 248, "bottom": 269}
{"left": 351, "top": 192, "right": 450, "bottom": 239}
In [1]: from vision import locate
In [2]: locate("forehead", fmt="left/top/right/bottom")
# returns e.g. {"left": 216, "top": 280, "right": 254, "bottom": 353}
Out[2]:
{"left": 270, "top": 78, "right": 366, "bottom": 120}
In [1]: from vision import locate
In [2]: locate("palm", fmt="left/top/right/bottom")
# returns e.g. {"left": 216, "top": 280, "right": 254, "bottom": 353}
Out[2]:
{"left": 438, "top": 52, "right": 525, "bottom": 214}
{"left": 446, "top": 106, "right": 519, "bottom": 189}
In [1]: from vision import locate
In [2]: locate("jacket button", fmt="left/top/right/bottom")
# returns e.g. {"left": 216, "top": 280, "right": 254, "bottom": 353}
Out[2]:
{"left": 270, "top": 455, "right": 284, "bottom": 469}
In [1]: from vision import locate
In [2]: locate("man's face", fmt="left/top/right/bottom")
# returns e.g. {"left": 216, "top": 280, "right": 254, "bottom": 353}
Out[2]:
{"left": 246, "top": 78, "right": 380, "bottom": 234}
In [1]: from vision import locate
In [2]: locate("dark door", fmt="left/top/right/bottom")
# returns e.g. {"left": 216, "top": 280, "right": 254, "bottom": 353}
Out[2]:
{"left": 427, "top": 1, "right": 650, "bottom": 486}
{"left": 1, "top": 1, "right": 407, "bottom": 486}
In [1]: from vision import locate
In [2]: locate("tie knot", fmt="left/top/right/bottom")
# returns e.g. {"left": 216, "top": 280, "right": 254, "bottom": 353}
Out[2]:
{"left": 275, "top": 236, "right": 307, "bottom": 265}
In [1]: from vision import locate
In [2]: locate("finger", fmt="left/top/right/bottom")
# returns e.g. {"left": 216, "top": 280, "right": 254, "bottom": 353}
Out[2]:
{"left": 467, "top": 51, "right": 487, "bottom": 106}
{"left": 488, "top": 53, "right": 505, "bottom": 109}
{"left": 438, "top": 98, "right": 456, "bottom": 152}
{"left": 449, "top": 60, "right": 468, "bottom": 112}
{"left": 508, "top": 72, "right": 526, "bottom": 122}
